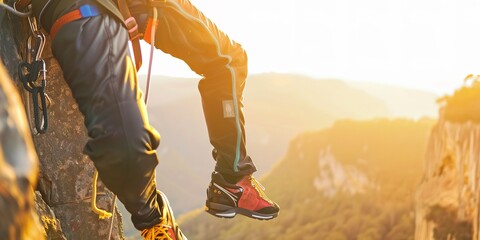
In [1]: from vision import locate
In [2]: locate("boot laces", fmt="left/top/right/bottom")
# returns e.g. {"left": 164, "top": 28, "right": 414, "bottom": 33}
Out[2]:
{"left": 250, "top": 176, "right": 273, "bottom": 205}
{"left": 141, "top": 218, "right": 174, "bottom": 240}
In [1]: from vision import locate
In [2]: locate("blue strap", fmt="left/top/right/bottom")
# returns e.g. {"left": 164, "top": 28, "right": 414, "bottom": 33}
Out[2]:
{"left": 79, "top": 4, "right": 100, "bottom": 18}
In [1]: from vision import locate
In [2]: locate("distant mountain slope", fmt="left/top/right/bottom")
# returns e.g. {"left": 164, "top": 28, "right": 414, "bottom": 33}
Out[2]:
{"left": 346, "top": 81, "right": 438, "bottom": 118}
{"left": 139, "top": 73, "right": 438, "bottom": 212}
{"left": 180, "top": 118, "right": 435, "bottom": 240}
{"left": 121, "top": 73, "right": 437, "bottom": 237}
{"left": 244, "top": 73, "right": 389, "bottom": 130}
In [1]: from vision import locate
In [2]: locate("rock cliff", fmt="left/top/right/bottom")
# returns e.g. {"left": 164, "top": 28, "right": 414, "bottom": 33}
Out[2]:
{"left": 415, "top": 82, "right": 480, "bottom": 240}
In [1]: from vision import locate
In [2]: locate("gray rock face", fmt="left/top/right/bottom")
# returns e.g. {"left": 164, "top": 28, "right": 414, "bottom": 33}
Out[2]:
{"left": 0, "top": 2, "right": 125, "bottom": 239}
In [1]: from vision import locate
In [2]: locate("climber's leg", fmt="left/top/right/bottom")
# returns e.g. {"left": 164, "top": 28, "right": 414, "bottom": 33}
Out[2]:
{"left": 51, "top": 12, "right": 162, "bottom": 230}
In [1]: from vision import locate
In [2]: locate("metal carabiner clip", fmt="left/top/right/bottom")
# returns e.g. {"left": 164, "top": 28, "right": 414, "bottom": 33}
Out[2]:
{"left": 39, "top": 59, "right": 47, "bottom": 86}
{"left": 38, "top": 59, "right": 51, "bottom": 110}
{"left": 36, "top": 32, "right": 46, "bottom": 61}
{"left": 27, "top": 12, "right": 40, "bottom": 35}
{"left": 26, "top": 35, "right": 35, "bottom": 63}
{"left": 26, "top": 32, "right": 45, "bottom": 60}
{"left": 30, "top": 32, "right": 46, "bottom": 61}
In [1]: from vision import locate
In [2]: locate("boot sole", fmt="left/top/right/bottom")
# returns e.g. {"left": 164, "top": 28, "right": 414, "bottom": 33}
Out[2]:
{"left": 205, "top": 202, "right": 278, "bottom": 220}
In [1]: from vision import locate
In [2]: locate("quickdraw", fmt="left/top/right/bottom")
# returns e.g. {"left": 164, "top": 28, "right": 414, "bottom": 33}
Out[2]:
{"left": 17, "top": 11, "right": 50, "bottom": 135}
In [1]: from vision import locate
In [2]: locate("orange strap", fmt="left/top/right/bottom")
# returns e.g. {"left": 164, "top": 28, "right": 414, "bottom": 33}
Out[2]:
{"left": 49, "top": 2, "right": 143, "bottom": 71}
{"left": 143, "top": 17, "right": 159, "bottom": 45}
{"left": 50, "top": 9, "right": 83, "bottom": 40}
{"left": 50, "top": 4, "right": 101, "bottom": 40}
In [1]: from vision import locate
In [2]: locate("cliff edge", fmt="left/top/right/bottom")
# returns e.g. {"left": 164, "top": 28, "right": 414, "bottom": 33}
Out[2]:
{"left": 415, "top": 79, "right": 480, "bottom": 240}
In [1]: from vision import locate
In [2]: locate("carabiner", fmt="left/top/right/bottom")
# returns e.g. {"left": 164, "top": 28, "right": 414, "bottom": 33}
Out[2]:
{"left": 36, "top": 32, "right": 46, "bottom": 61}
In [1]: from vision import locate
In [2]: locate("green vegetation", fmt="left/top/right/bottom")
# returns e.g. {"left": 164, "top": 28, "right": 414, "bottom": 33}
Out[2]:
{"left": 441, "top": 78, "right": 480, "bottom": 122}
{"left": 426, "top": 205, "right": 472, "bottom": 240}
{"left": 180, "top": 118, "right": 435, "bottom": 240}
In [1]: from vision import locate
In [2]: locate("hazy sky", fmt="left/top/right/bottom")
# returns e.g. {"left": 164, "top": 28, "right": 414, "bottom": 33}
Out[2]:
{"left": 138, "top": 0, "right": 480, "bottom": 94}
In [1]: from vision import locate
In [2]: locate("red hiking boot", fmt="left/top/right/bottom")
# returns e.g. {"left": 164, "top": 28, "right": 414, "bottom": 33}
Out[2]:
{"left": 205, "top": 172, "right": 280, "bottom": 220}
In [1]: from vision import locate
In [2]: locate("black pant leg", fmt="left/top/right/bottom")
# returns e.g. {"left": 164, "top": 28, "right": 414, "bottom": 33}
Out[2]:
{"left": 51, "top": 12, "right": 162, "bottom": 230}
{"left": 150, "top": 0, "right": 256, "bottom": 179}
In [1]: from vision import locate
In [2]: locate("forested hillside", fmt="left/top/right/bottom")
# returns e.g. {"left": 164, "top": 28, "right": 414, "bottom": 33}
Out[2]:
{"left": 180, "top": 118, "right": 434, "bottom": 240}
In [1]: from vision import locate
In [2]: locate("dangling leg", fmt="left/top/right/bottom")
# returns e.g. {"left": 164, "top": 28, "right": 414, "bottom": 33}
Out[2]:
{"left": 150, "top": 0, "right": 254, "bottom": 180}
{"left": 147, "top": 0, "right": 279, "bottom": 220}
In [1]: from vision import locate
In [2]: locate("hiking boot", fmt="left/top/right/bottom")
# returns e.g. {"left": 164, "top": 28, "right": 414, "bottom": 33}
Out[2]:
{"left": 141, "top": 191, "right": 187, "bottom": 240}
{"left": 205, "top": 172, "right": 280, "bottom": 220}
